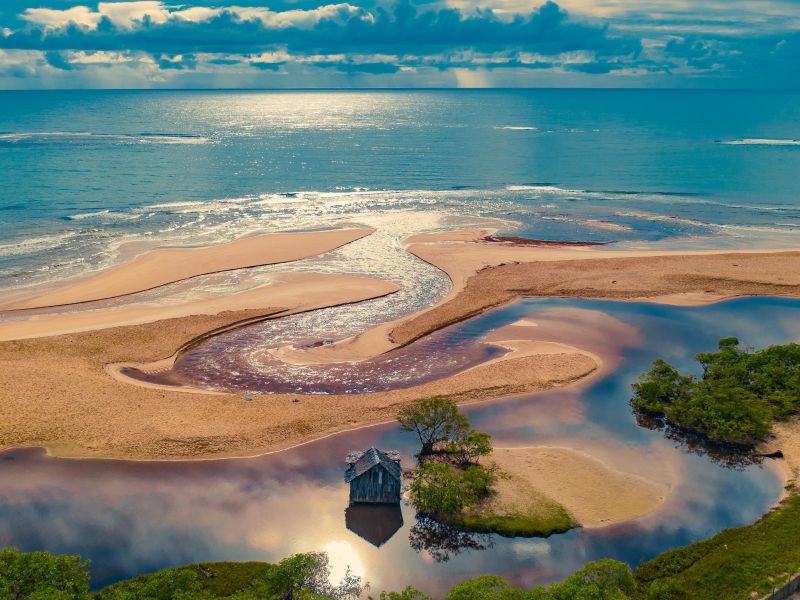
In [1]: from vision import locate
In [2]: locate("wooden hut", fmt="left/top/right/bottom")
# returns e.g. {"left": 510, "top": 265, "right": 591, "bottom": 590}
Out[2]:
{"left": 345, "top": 447, "right": 402, "bottom": 505}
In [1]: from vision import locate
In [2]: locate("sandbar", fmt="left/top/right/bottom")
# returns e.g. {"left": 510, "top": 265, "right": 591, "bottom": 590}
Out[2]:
{"left": 0, "top": 273, "right": 399, "bottom": 341}
{"left": 0, "top": 228, "right": 373, "bottom": 310}
{"left": 0, "top": 308, "right": 596, "bottom": 460}
{"left": 490, "top": 446, "right": 669, "bottom": 528}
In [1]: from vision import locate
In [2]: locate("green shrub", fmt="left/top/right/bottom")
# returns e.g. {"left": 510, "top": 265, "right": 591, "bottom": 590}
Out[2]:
{"left": 631, "top": 339, "right": 800, "bottom": 446}
{"left": 409, "top": 462, "right": 496, "bottom": 515}
{"left": 0, "top": 547, "right": 91, "bottom": 600}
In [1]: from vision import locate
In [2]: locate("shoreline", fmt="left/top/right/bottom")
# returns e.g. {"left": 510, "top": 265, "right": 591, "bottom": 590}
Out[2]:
{"left": 1, "top": 227, "right": 799, "bottom": 464}
{"left": 0, "top": 227, "right": 374, "bottom": 311}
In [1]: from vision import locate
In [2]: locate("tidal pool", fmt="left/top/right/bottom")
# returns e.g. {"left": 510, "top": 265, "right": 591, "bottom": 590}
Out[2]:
{"left": 0, "top": 297, "right": 798, "bottom": 594}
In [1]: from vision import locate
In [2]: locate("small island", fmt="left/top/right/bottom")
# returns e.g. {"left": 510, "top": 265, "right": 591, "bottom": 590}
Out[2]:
{"left": 398, "top": 396, "right": 577, "bottom": 537}
{"left": 631, "top": 337, "right": 800, "bottom": 448}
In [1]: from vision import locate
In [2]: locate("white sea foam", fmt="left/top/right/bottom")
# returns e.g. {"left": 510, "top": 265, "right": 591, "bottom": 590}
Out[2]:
{"left": 0, "top": 231, "right": 80, "bottom": 257}
{"left": 4, "top": 184, "right": 800, "bottom": 292}
{"left": 720, "top": 138, "right": 800, "bottom": 146}
{"left": 0, "top": 132, "right": 212, "bottom": 145}
{"left": 495, "top": 125, "right": 538, "bottom": 131}
{"left": 66, "top": 210, "right": 111, "bottom": 220}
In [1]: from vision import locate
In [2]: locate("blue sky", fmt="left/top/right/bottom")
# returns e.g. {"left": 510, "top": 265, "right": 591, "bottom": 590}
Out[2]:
{"left": 0, "top": 0, "right": 798, "bottom": 88}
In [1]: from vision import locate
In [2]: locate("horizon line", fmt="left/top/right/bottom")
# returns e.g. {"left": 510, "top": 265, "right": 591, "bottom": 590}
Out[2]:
{"left": 2, "top": 86, "right": 799, "bottom": 92}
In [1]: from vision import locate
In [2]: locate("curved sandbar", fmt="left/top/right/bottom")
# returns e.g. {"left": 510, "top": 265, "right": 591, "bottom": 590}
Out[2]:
{"left": 260, "top": 231, "right": 800, "bottom": 365}
{"left": 2, "top": 226, "right": 800, "bottom": 462}
{"left": 489, "top": 447, "right": 670, "bottom": 529}
{"left": 392, "top": 240, "right": 800, "bottom": 346}
{"left": 0, "top": 273, "right": 399, "bottom": 341}
{"left": 0, "top": 228, "right": 373, "bottom": 310}
{"left": 0, "top": 309, "right": 596, "bottom": 460}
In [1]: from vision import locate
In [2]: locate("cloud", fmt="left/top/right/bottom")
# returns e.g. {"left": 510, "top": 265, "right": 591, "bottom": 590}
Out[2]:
{"left": 1, "top": 0, "right": 798, "bottom": 87}
{"left": 4, "top": 1, "right": 640, "bottom": 58}
{"left": 21, "top": 6, "right": 102, "bottom": 30}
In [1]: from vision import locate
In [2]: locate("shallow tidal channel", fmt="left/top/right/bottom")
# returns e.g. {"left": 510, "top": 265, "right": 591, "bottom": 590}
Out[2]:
{"left": 0, "top": 297, "right": 798, "bottom": 593}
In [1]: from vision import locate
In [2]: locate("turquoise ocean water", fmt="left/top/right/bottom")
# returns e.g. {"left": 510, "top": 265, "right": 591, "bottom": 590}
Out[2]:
{"left": 1, "top": 89, "right": 800, "bottom": 290}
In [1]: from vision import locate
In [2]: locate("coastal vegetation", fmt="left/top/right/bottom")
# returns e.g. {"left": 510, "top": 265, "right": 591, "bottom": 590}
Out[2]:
{"left": 631, "top": 338, "right": 800, "bottom": 447}
{"left": 6, "top": 492, "right": 800, "bottom": 600}
{"left": 634, "top": 493, "right": 800, "bottom": 599}
{"left": 399, "top": 396, "right": 577, "bottom": 538}
{"left": 0, "top": 550, "right": 365, "bottom": 600}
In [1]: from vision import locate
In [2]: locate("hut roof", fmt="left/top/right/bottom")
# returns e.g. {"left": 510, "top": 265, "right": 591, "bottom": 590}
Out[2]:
{"left": 344, "top": 447, "right": 402, "bottom": 483}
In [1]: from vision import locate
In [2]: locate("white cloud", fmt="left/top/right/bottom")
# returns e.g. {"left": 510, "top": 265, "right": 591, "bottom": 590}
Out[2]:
{"left": 229, "top": 4, "right": 370, "bottom": 30}
{"left": 20, "top": 2, "right": 370, "bottom": 33}
{"left": 172, "top": 7, "right": 223, "bottom": 23}
{"left": 21, "top": 6, "right": 102, "bottom": 30}
{"left": 97, "top": 1, "right": 169, "bottom": 29}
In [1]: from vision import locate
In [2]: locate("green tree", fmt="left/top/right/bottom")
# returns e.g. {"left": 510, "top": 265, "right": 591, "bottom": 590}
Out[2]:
{"left": 263, "top": 552, "right": 365, "bottom": 600}
{"left": 0, "top": 548, "right": 91, "bottom": 600}
{"left": 631, "top": 359, "right": 694, "bottom": 414}
{"left": 550, "top": 559, "right": 636, "bottom": 600}
{"left": 370, "top": 586, "right": 432, "bottom": 600}
{"left": 446, "top": 429, "right": 493, "bottom": 469}
{"left": 397, "top": 397, "right": 469, "bottom": 456}
{"left": 445, "top": 575, "right": 546, "bottom": 599}
{"left": 631, "top": 340, "right": 800, "bottom": 447}
{"left": 668, "top": 383, "right": 773, "bottom": 446}
{"left": 409, "top": 462, "right": 495, "bottom": 515}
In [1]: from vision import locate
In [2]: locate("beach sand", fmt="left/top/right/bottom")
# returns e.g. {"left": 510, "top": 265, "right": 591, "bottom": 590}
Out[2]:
{"left": 0, "top": 312, "right": 595, "bottom": 459}
{"left": 0, "top": 273, "right": 399, "bottom": 341}
{"left": 392, "top": 242, "right": 800, "bottom": 346}
{"left": 2, "top": 228, "right": 800, "bottom": 462}
{"left": 490, "top": 446, "right": 669, "bottom": 528}
{"left": 760, "top": 418, "right": 800, "bottom": 488}
{"left": 266, "top": 237, "right": 800, "bottom": 365}
{"left": 0, "top": 228, "right": 372, "bottom": 310}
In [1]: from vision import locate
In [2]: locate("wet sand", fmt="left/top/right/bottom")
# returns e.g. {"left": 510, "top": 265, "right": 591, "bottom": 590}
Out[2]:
{"left": 393, "top": 241, "right": 800, "bottom": 346}
{"left": 0, "top": 273, "right": 400, "bottom": 341}
{"left": 0, "top": 228, "right": 373, "bottom": 310}
{"left": 268, "top": 235, "right": 800, "bottom": 364}
{"left": 490, "top": 447, "right": 669, "bottom": 528}
{"left": 0, "top": 309, "right": 596, "bottom": 459}
{"left": 1, "top": 228, "right": 799, "bottom": 461}
{"left": 761, "top": 418, "right": 800, "bottom": 488}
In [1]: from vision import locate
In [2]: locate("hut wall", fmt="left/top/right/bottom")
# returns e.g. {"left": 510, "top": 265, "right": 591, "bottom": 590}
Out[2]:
{"left": 349, "top": 464, "right": 401, "bottom": 504}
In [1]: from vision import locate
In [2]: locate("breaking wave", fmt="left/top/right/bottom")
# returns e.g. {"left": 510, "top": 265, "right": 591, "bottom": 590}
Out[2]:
{"left": 0, "top": 132, "right": 212, "bottom": 145}
{"left": 719, "top": 139, "right": 800, "bottom": 146}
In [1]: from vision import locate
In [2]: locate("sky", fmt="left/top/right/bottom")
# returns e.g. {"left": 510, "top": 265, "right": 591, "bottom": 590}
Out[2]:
{"left": 0, "top": 0, "right": 798, "bottom": 88}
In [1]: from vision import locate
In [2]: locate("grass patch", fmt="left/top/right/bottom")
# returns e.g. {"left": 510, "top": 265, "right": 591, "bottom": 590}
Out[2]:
{"left": 458, "top": 488, "right": 578, "bottom": 538}
{"left": 95, "top": 561, "right": 274, "bottom": 598}
{"left": 457, "top": 507, "right": 576, "bottom": 537}
{"left": 635, "top": 494, "right": 800, "bottom": 599}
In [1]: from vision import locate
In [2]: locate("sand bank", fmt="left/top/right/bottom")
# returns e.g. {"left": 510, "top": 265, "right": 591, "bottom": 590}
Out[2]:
{"left": 760, "top": 418, "right": 800, "bottom": 488}
{"left": 0, "top": 273, "right": 400, "bottom": 341}
{"left": 0, "top": 228, "right": 372, "bottom": 310}
{"left": 392, "top": 242, "right": 800, "bottom": 346}
{"left": 266, "top": 235, "right": 800, "bottom": 366}
{"left": 0, "top": 308, "right": 596, "bottom": 460}
{"left": 490, "top": 446, "right": 669, "bottom": 528}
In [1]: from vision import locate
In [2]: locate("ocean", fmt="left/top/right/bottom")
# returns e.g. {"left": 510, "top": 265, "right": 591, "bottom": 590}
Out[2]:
{"left": 1, "top": 89, "right": 800, "bottom": 292}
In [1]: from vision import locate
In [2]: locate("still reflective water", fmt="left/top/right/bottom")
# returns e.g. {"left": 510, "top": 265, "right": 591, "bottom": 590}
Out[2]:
{"left": 1, "top": 297, "right": 798, "bottom": 594}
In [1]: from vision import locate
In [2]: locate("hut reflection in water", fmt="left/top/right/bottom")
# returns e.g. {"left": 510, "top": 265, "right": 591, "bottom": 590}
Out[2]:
{"left": 344, "top": 448, "right": 404, "bottom": 547}
{"left": 345, "top": 504, "right": 404, "bottom": 547}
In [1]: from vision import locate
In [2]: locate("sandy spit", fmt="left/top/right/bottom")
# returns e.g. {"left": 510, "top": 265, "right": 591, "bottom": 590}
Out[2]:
{"left": 0, "top": 228, "right": 373, "bottom": 310}
{"left": 0, "top": 309, "right": 596, "bottom": 460}
{"left": 490, "top": 446, "right": 669, "bottom": 528}
{"left": 0, "top": 273, "right": 400, "bottom": 341}
{"left": 392, "top": 244, "right": 800, "bottom": 346}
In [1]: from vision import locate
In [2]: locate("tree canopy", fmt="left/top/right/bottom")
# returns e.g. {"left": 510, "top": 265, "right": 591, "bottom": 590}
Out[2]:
{"left": 631, "top": 339, "right": 800, "bottom": 447}
{"left": 0, "top": 548, "right": 91, "bottom": 600}
{"left": 397, "top": 396, "right": 469, "bottom": 456}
